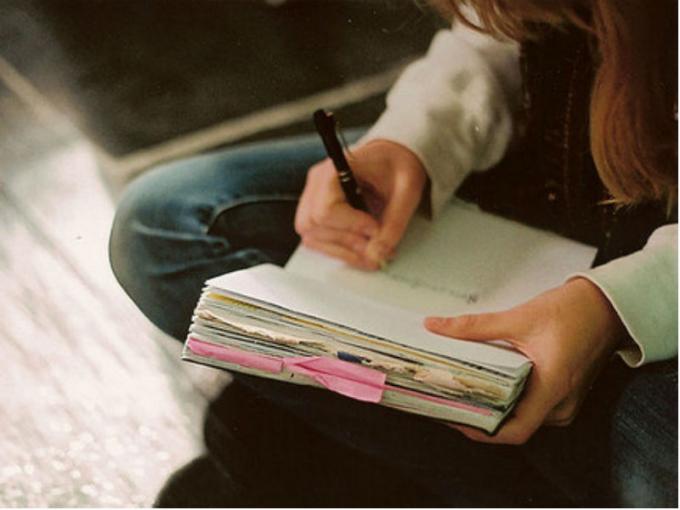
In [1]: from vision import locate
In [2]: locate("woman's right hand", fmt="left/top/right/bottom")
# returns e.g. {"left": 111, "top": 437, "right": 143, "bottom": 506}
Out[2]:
{"left": 294, "top": 139, "right": 428, "bottom": 270}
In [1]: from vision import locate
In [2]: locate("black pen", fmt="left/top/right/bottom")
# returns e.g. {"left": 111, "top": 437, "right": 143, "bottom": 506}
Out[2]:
{"left": 313, "top": 109, "right": 368, "bottom": 211}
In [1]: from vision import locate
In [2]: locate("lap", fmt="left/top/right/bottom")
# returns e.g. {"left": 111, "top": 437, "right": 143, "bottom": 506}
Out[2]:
{"left": 232, "top": 358, "right": 677, "bottom": 506}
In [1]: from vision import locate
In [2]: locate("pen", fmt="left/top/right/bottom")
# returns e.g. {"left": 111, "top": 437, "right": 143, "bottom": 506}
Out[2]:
{"left": 313, "top": 109, "right": 368, "bottom": 211}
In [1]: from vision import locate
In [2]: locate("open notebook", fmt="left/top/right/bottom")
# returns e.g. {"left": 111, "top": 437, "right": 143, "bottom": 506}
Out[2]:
{"left": 182, "top": 200, "right": 596, "bottom": 433}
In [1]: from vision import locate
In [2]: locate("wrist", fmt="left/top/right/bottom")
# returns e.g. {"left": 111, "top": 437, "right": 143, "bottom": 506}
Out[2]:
{"left": 362, "top": 139, "right": 427, "bottom": 175}
{"left": 566, "top": 277, "right": 626, "bottom": 350}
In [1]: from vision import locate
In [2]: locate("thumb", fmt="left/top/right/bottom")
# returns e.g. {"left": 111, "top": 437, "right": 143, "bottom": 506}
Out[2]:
{"left": 365, "top": 173, "right": 422, "bottom": 263}
{"left": 424, "top": 312, "right": 523, "bottom": 348}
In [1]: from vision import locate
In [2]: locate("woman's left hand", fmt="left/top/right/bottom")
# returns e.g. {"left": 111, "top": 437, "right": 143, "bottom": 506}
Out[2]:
{"left": 424, "top": 277, "right": 626, "bottom": 445}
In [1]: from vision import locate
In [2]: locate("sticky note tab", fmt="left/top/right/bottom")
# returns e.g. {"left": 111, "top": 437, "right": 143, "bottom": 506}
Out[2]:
{"left": 187, "top": 337, "right": 283, "bottom": 373}
{"left": 283, "top": 356, "right": 386, "bottom": 403}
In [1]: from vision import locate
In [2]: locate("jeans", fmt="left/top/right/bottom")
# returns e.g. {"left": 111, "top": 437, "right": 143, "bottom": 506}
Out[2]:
{"left": 110, "top": 132, "right": 677, "bottom": 507}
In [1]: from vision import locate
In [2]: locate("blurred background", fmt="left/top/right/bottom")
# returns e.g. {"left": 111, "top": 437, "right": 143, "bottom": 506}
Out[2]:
{"left": 0, "top": 0, "right": 443, "bottom": 506}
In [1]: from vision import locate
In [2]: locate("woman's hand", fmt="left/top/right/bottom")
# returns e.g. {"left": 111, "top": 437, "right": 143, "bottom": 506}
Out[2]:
{"left": 295, "top": 139, "right": 427, "bottom": 270}
{"left": 425, "top": 277, "right": 626, "bottom": 445}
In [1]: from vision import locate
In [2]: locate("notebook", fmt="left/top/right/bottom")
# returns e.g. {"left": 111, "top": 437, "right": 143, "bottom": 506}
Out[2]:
{"left": 182, "top": 199, "right": 596, "bottom": 433}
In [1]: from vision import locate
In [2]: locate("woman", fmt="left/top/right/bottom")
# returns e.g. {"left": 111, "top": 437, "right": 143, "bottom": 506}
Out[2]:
{"left": 110, "top": 0, "right": 677, "bottom": 505}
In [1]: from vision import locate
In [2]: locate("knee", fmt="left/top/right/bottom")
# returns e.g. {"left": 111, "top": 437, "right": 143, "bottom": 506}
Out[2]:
{"left": 108, "top": 158, "right": 238, "bottom": 340}
{"left": 109, "top": 166, "right": 177, "bottom": 299}
{"left": 110, "top": 179, "right": 145, "bottom": 287}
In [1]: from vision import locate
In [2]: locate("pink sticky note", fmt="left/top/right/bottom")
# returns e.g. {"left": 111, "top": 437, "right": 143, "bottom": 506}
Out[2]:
{"left": 187, "top": 337, "right": 283, "bottom": 374}
{"left": 187, "top": 339, "right": 387, "bottom": 403}
{"left": 284, "top": 356, "right": 386, "bottom": 403}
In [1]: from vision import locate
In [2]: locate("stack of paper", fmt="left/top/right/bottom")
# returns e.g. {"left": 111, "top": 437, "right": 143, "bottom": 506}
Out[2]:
{"left": 183, "top": 200, "right": 596, "bottom": 434}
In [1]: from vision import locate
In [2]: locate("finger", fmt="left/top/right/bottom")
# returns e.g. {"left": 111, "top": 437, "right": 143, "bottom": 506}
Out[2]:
{"left": 301, "top": 236, "right": 378, "bottom": 270}
{"left": 300, "top": 161, "right": 380, "bottom": 237}
{"left": 544, "top": 413, "right": 576, "bottom": 427}
{"left": 544, "top": 393, "right": 583, "bottom": 426}
{"left": 448, "top": 424, "right": 500, "bottom": 443}
{"left": 424, "top": 311, "right": 525, "bottom": 348}
{"left": 312, "top": 203, "right": 379, "bottom": 238}
{"left": 478, "top": 374, "right": 558, "bottom": 445}
{"left": 295, "top": 171, "right": 325, "bottom": 235}
{"left": 306, "top": 226, "right": 370, "bottom": 255}
{"left": 365, "top": 173, "right": 422, "bottom": 263}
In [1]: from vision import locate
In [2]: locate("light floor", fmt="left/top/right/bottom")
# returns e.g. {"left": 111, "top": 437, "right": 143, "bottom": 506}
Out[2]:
{"left": 0, "top": 87, "right": 230, "bottom": 507}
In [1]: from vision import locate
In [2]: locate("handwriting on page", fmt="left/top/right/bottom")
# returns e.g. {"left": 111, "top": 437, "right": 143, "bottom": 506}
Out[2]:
{"left": 285, "top": 199, "right": 598, "bottom": 317}
{"left": 381, "top": 266, "right": 479, "bottom": 304}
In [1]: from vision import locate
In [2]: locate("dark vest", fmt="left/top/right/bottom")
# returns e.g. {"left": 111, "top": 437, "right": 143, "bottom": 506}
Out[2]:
{"left": 457, "top": 26, "right": 677, "bottom": 267}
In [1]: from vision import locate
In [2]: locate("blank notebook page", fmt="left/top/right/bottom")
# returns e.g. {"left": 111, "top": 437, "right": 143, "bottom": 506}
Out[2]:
{"left": 285, "top": 200, "right": 597, "bottom": 316}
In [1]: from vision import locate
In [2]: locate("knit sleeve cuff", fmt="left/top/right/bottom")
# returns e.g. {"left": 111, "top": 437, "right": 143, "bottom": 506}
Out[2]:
{"left": 567, "top": 225, "right": 678, "bottom": 367}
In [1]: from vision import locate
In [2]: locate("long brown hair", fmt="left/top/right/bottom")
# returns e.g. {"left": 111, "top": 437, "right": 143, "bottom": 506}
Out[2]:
{"left": 432, "top": 0, "right": 677, "bottom": 206}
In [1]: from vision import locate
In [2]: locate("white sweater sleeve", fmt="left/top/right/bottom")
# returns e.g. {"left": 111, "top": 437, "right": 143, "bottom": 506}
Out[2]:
{"left": 359, "top": 20, "right": 677, "bottom": 368}
{"left": 360, "top": 23, "right": 521, "bottom": 217}
{"left": 570, "top": 224, "right": 678, "bottom": 367}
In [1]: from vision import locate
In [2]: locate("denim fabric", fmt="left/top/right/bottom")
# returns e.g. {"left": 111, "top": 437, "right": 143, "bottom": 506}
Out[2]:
{"left": 109, "top": 133, "right": 331, "bottom": 339}
{"left": 110, "top": 133, "right": 677, "bottom": 507}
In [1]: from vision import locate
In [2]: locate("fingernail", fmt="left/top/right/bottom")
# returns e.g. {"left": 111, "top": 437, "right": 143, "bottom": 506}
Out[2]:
{"left": 363, "top": 225, "right": 377, "bottom": 237}
{"left": 366, "top": 240, "right": 388, "bottom": 264}
{"left": 353, "top": 240, "right": 367, "bottom": 253}
{"left": 425, "top": 317, "right": 445, "bottom": 328}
